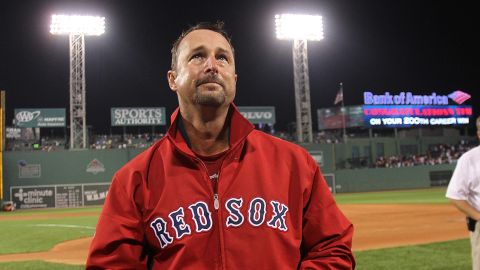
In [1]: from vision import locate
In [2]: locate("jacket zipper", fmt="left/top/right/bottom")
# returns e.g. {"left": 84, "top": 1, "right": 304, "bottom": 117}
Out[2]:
{"left": 195, "top": 157, "right": 226, "bottom": 269}
{"left": 195, "top": 158, "right": 220, "bottom": 210}
{"left": 213, "top": 192, "right": 219, "bottom": 210}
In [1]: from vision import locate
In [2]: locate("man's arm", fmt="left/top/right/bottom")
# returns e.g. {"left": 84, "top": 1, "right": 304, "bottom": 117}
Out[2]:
{"left": 449, "top": 199, "right": 480, "bottom": 220}
{"left": 86, "top": 174, "right": 149, "bottom": 269}
{"left": 299, "top": 167, "right": 355, "bottom": 269}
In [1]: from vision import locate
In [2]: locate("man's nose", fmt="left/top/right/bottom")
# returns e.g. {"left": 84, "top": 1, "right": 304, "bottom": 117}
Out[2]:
{"left": 204, "top": 55, "right": 218, "bottom": 74}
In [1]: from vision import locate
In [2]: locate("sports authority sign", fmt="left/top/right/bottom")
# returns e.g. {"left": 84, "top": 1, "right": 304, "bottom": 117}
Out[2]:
{"left": 238, "top": 106, "right": 276, "bottom": 124}
{"left": 14, "top": 108, "right": 66, "bottom": 128}
{"left": 111, "top": 107, "right": 166, "bottom": 126}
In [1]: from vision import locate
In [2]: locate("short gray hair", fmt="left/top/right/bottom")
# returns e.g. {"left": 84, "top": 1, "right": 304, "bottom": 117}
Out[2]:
{"left": 170, "top": 21, "right": 235, "bottom": 71}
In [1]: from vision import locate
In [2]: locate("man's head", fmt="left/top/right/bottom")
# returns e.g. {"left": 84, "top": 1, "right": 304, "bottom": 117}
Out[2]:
{"left": 170, "top": 22, "right": 235, "bottom": 71}
{"left": 167, "top": 22, "right": 237, "bottom": 108}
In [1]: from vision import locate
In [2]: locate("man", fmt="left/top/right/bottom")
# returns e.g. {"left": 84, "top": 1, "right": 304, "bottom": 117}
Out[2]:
{"left": 446, "top": 116, "right": 480, "bottom": 270}
{"left": 86, "top": 21, "right": 355, "bottom": 269}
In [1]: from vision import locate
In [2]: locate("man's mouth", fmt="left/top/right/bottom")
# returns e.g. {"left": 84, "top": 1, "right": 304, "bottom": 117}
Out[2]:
{"left": 196, "top": 77, "right": 224, "bottom": 88}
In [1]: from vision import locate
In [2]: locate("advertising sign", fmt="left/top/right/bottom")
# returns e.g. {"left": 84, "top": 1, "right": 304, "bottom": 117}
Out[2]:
{"left": 18, "top": 160, "right": 41, "bottom": 178}
{"left": 83, "top": 183, "right": 110, "bottom": 206}
{"left": 309, "top": 150, "right": 324, "bottom": 166}
{"left": 5, "top": 127, "right": 21, "bottom": 139}
{"left": 238, "top": 106, "right": 276, "bottom": 124}
{"left": 111, "top": 107, "right": 166, "bottom": 126}
{"left": 11, "top": 186, "right": 56, "bottom": 209}
{"left": 362, "top": 90, "right": 473, "bottom": 128}
{"left": 317, "top": 106, "right": 365, "bottom": 130}
{"left": 11, "top": 183, "right": 110, "bottom": 209}
{"left": 363, "top": 105, "right": 472, "bottom": 128}
{"left": 56, "top": 185, "right": 83, "bottom": 208}
{"left": 14, "top": 108, "right": 66, "bottom": 128}
{"left": 86, "top": 159, "right": 105, "bottom": 175}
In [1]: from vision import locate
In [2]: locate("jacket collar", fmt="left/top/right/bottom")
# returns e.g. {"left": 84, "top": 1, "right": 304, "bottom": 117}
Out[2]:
{"left": 167, "top": 103, "right": 254, "bottom": 157}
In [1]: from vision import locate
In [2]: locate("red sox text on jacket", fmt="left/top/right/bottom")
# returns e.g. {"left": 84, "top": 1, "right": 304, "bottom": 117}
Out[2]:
{"left": 150, "top": 197, "right": 289, "bottom": 248}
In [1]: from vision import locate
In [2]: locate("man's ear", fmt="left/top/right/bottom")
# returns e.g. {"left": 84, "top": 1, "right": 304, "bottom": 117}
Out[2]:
{"left": 167, "top": 70, "right": 177, "bottom": 91}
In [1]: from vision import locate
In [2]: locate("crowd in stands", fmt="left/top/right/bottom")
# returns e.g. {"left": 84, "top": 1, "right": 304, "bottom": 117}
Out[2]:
{"left": 5, "top": 129, "right": 477, "bottom": 172}
{"left": 6, "top": 137, "right": 65, "bottom": 151}
{"left": 90, "top": 133, "right": 165, "bottom": 149}
{"left": 314, "top": 131, "right": 342, "bottom": 144}
{"left": 5, "top": 133, "right": 165, "bottom": 151}
{"left": 373, "top": 139, "right": 476, "bottom": 168}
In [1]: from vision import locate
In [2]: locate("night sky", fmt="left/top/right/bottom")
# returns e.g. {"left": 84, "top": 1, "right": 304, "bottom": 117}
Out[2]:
{"left": 1, "top": 0, "right": 479, "bottom": 134}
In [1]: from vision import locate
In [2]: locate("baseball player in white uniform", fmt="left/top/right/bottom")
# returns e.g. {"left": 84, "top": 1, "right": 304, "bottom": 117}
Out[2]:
{"left": 446, "top": 116, "right": 480, "bottom": 270}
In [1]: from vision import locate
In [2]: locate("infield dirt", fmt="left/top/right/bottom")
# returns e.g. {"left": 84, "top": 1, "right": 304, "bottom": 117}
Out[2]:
{"left": 0, "top": 203, "right": 469, "bottom": 265}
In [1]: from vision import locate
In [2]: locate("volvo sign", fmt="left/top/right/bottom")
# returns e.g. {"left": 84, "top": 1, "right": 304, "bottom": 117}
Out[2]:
{"left": 238, "top": 106, "right": 276, "bottom": 124}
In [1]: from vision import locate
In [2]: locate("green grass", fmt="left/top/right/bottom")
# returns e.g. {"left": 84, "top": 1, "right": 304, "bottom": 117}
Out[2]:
{"left": 0, "top": 239, "right": 470, "bottom": 270}
{"left": 0, "top": 206, "right": 102, "bottom": 217}
{"left": 355, "top": 238, "right": 471, "bottom": 270}
{"left": 0, "top": 216, "right": 98, "bottom": 254}
{"left": 0, "top": 260, "right": 85, "bottom": 270}
{"left": 0, "top": 188, "right": 468, "bottom": 269}
{"left": 335, "top": 187, "right": 449, "bottom": 204}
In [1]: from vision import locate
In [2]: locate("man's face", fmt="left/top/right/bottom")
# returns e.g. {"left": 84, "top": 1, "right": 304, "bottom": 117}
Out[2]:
{"left": 168, "top": 29, "right": 237, "bottom": 108}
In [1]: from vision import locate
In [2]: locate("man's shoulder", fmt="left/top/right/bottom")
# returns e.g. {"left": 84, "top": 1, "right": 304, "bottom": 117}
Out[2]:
{"left": 460, "top": 145, "right": 480, "bottom": 161}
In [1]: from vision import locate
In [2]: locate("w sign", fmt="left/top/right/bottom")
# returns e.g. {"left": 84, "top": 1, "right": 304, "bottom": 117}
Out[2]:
{"left": 238, "top": 106, "right": 276, "bottom": 124}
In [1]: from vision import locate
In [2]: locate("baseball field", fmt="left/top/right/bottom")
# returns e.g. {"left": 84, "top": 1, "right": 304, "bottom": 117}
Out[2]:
{"left": 0, "top": 187, "right": 470, "bottom": 269}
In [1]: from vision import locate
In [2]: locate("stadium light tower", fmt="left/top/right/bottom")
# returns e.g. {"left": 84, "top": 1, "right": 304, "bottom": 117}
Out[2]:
{"left": 50, "top": 15, "right": 105, "bottom": 149}
{"left": 275, "top": 14, "right": 324, "bottom": 143}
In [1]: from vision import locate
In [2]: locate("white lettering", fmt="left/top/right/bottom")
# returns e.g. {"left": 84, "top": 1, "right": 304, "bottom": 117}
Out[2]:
{"left": 369, "top": 118, "right": 381, "bottom": 125}
{"left": 381, "top": 118, "right": 402, "bottom": 125}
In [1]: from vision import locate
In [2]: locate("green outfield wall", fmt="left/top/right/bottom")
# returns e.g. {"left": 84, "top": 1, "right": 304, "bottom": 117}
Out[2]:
{"left": 2, "top": 135, "right": 470, "bottom": 204}
{"left": 333, "top": 164, "right": 455, "bottom": 193}
{"left": 2, "top": 148, "right": 145, "bottom": 205}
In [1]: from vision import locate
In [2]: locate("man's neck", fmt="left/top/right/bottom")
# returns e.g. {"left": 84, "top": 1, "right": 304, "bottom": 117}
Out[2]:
{"left": 179, "top": 105, "right": 230, "bottom": 156}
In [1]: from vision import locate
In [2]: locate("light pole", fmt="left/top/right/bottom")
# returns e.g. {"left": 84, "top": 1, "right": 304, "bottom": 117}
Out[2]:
{"left": 275, "top": 14, "right": 324, "bottom": 143}
{"left": 50, "top": 15, "right": 105, "bottom": 149}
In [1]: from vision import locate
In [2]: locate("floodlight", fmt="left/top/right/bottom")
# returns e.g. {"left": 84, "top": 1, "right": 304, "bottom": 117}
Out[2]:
{"left": 275, "top": 14, "right": 324, "bottom": 41}
{"left": 50, "top": 15, "right": 105, "bottom": 36}
{"left": 274, "top": 13, "right": 324, "bottom": 143}
{"left": 50, "top": 14, "right": 105, "bottom": 149}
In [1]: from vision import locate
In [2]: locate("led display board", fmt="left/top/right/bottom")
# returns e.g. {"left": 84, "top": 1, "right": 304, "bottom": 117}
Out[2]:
{"left": 317, "top": 106, "right": 365, "bottom": 130}
{"left": 362, "top": 90, "right": 473, "bottom": 128}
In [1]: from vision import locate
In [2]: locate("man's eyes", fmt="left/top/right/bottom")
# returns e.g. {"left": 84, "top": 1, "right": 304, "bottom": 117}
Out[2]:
{"left": 217, "top": 55, "right": 228, "bottom": 62}
{"left": 191, "top": 53, "right": 204, "bottom": 60}
{"left": 189, "top": 53, "right": 229, "bottom": 63}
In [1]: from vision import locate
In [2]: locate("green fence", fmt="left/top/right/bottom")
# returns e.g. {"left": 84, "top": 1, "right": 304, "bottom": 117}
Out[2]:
{"left": 333, "top": 164, "right": 454, "bottom": 193}
{"left": 2, "top": 148, "right": 145, "bottom": 203}
{"left": 2, "top": 135, "right": 466, "bottom": 204}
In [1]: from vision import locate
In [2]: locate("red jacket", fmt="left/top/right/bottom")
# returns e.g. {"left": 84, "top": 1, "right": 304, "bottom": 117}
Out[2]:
{"left": 86, "top": 106, "right": 355, "bottom": 269}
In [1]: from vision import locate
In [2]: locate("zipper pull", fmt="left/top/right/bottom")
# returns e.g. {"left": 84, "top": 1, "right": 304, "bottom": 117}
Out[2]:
{"left": 214, "top": 194, "right": 219, "bottom": 210}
